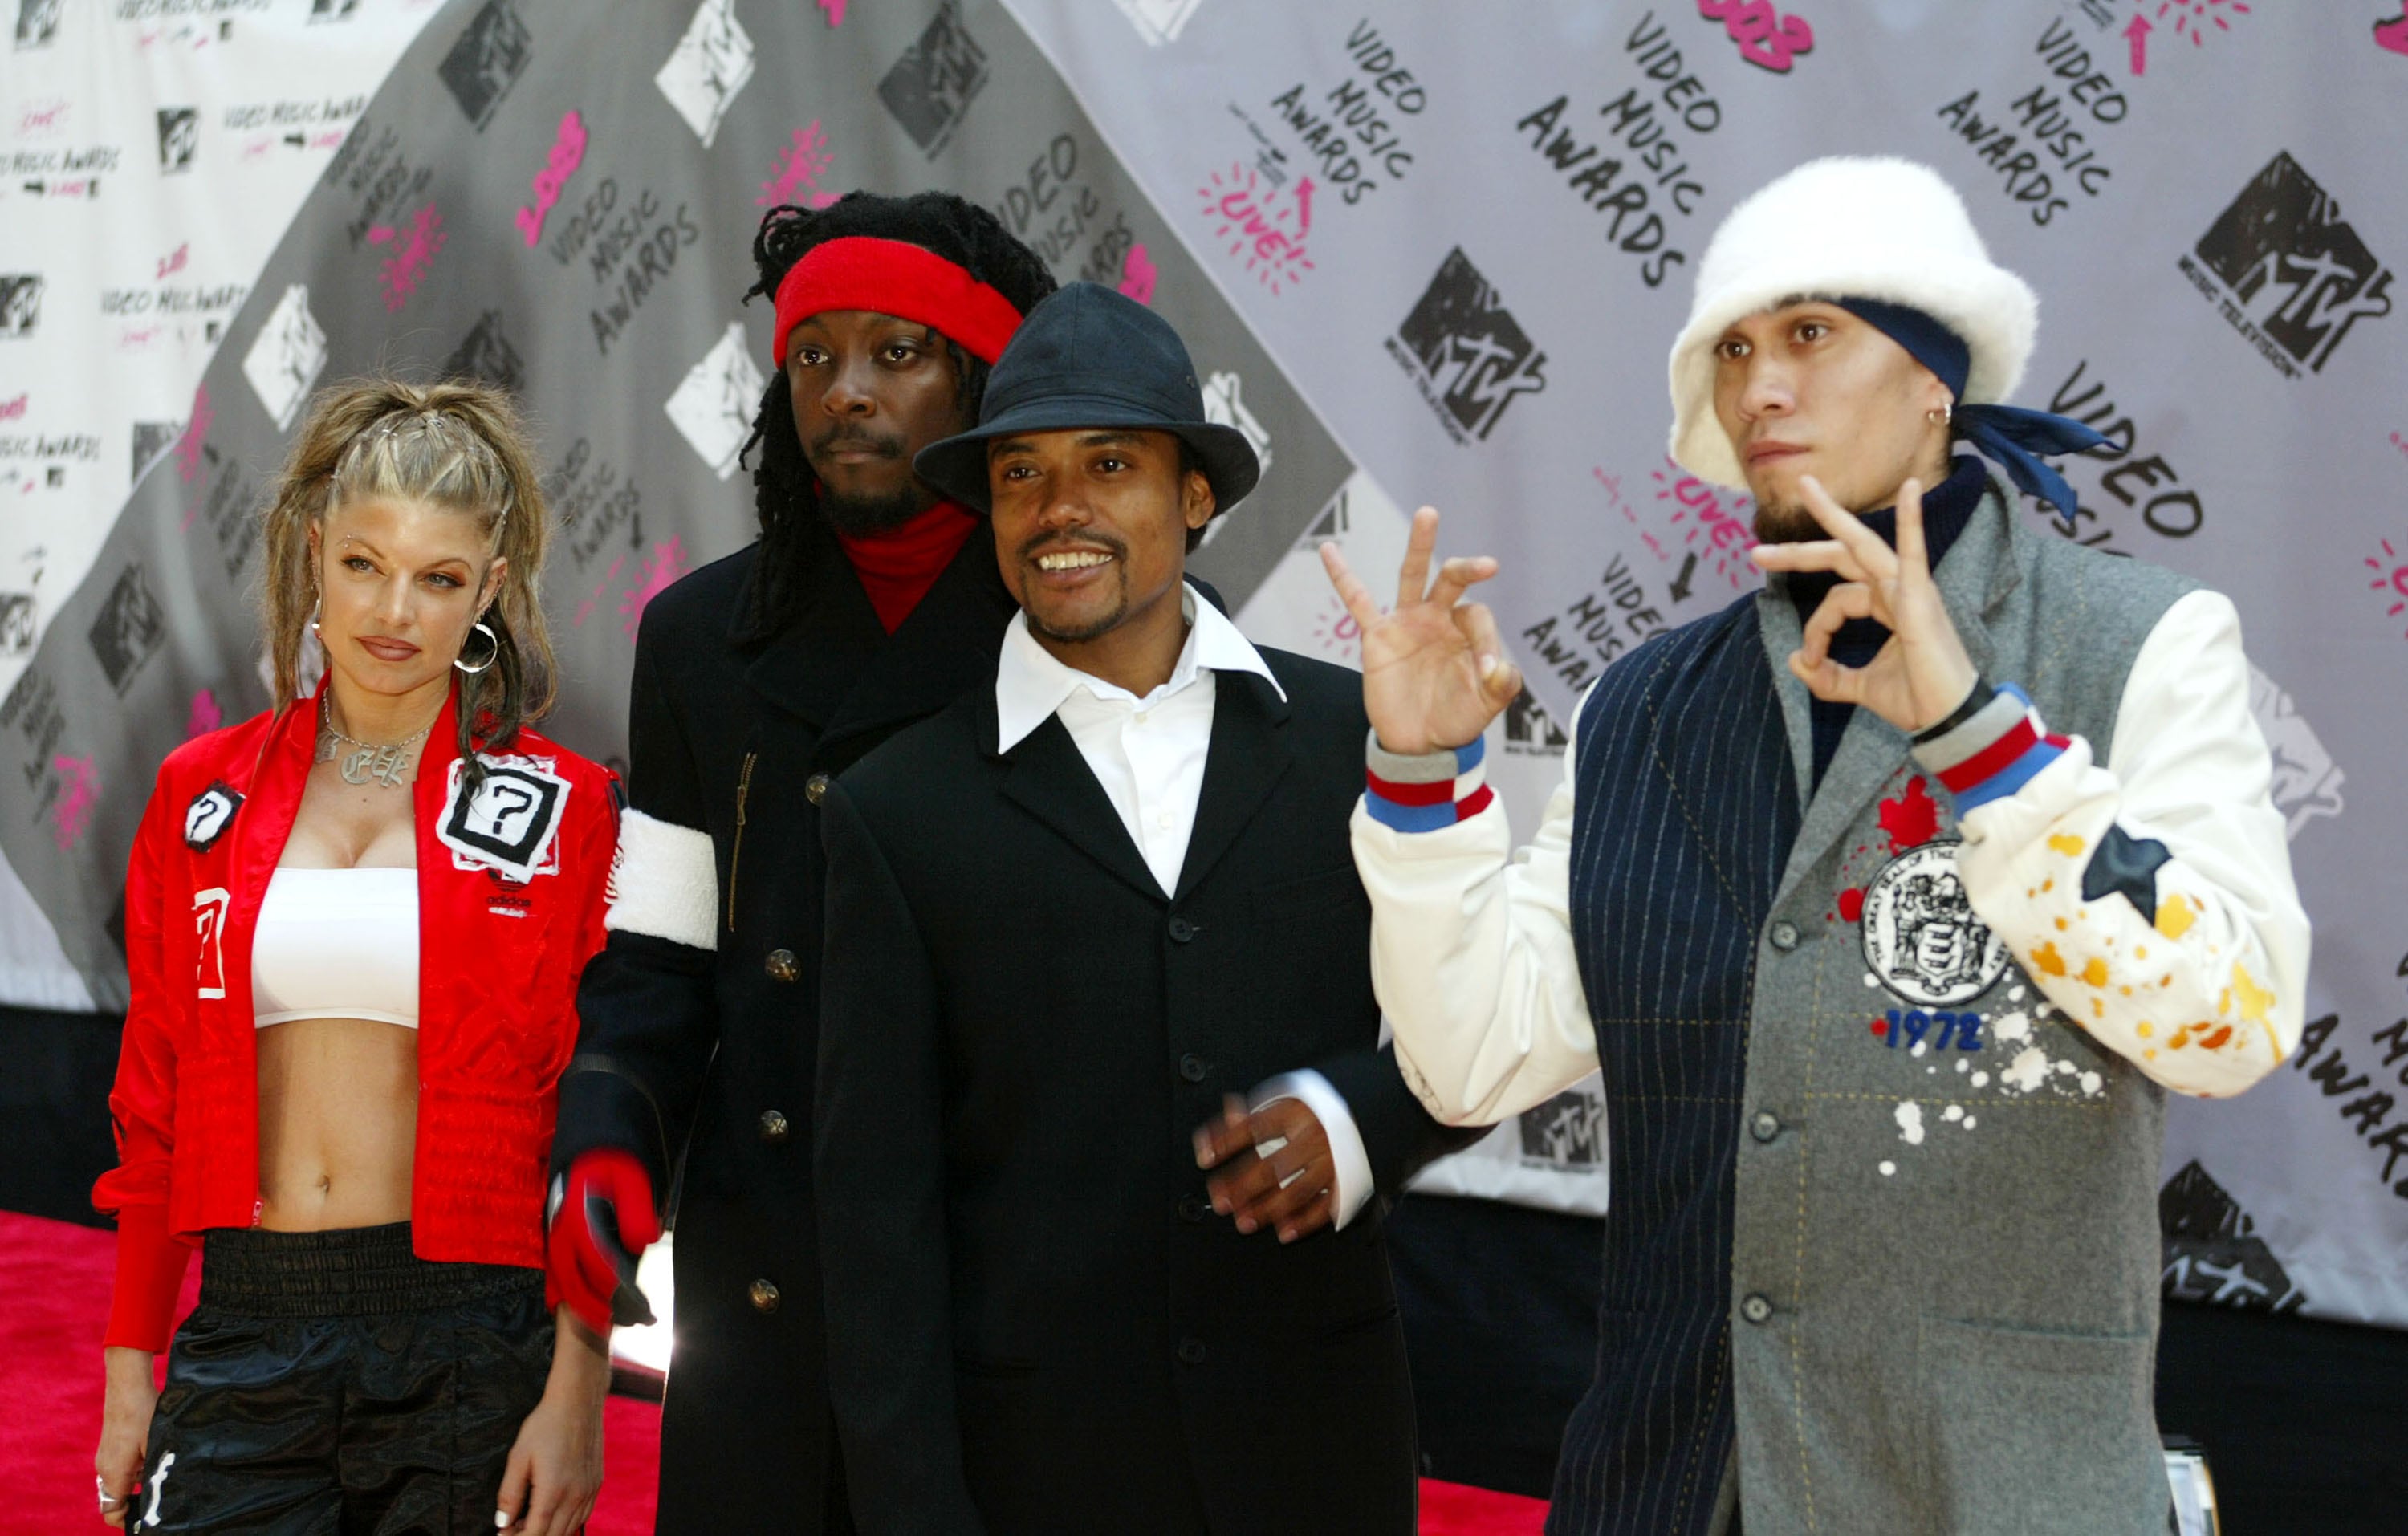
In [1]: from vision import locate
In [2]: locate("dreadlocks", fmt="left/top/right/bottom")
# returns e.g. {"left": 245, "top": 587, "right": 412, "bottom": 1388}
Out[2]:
{"left": 733, "top": 191, "right": 1056, "bottom": 645}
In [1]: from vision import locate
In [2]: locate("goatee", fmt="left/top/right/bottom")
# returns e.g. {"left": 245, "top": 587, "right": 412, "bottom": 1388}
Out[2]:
{"left": 820, "top": 484, "right": 934, "bottom": 537}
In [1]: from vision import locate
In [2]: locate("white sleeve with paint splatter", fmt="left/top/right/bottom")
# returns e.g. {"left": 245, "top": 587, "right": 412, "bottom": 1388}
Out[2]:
{"left": 1930, "top": 591, "right": 2310, "bottom": 1099}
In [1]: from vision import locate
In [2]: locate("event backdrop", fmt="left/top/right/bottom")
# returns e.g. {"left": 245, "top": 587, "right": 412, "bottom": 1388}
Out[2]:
{"left": 2, "top": 0, "right": 2402, "bottom": 1331}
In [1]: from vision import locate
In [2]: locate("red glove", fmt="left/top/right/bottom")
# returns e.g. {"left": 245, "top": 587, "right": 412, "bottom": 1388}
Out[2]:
{"left": 547, "top": 1149, "right": 661, "bottom": 1335}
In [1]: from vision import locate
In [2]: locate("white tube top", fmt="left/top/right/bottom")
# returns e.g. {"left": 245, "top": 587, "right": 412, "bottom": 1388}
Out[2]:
{"left": 251, "top": 867, "right": 420, "bottom": 1029}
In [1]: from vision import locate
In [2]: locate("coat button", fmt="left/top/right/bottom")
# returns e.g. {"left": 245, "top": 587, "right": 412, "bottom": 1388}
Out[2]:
{"left": 749, "top": 1279, "right": 781, "bottom": 1314}
{"left": 1769, "top": 920, "right": 1800, "bottom": 952}
{"left": 804, "top": 773, "right": 832, "bottom": 806}
{"left": 1176, "top": 1337, "right": 1207, "bottom": 1365}
{"left": 1740, "top": 1293, "right": 1773, "bottom": 1326}
{"left": 764, "top": 948, "right": 798, "bottom": 983}
{"left": 1750, "top": 1111, "right": 1781, "bottom": 1144}
{"left": 759, "top": 1109, "right": 791, "bottom": 1145}
{"left": 1178, "top": 1053, "right": 1208, "bottom": 1083}
{"left": 1178, "top": 1195, "right": 1209, "bottom": 1223}
{"left": 1166, "top": 916, "right": 1197, "bottom": 943}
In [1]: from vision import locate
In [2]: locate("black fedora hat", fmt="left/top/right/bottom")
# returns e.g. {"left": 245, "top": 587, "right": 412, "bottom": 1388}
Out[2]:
{"left": 913, "top": 282, "right": 1261, "bottom": 516}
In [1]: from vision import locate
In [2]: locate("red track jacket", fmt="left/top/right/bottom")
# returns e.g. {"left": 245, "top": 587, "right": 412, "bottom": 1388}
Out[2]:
{"left": 93, "top": 683, "right": 616, "bottom": 1351}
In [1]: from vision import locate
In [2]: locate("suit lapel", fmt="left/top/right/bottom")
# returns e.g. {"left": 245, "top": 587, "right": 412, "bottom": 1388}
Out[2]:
{"left": 1766, "top": 487, "right": 2021, "bottom": 900}
{"left": 988, "top": 693, "right": 1166, "bottom": 903}
{"left": 1173, "top": 670, "right": 1293, "bottom": 901}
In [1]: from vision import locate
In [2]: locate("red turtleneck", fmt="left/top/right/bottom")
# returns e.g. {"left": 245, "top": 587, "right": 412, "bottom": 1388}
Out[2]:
{"left": 835, "top": 499, "right": 981, "bottom": 633}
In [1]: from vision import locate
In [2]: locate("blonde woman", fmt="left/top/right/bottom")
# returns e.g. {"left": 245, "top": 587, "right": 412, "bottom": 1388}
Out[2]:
{"left": 90, "top": 380, "right": 618, "bottom": 1535}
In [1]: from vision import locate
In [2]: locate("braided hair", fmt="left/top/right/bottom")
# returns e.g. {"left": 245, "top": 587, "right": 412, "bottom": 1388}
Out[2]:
{"left": 734, "top": 191, "right": 1056, "bottom": 644}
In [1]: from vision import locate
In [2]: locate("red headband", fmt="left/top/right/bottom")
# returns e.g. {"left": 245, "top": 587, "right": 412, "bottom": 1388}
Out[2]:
{"left": 771, "top": 236, "right": 1023, "bottom": 368}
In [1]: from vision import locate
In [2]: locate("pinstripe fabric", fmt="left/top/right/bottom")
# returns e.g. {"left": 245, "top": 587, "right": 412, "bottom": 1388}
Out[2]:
{"left": 1549, "top": 592, "right": 1797, "bottom": 1536}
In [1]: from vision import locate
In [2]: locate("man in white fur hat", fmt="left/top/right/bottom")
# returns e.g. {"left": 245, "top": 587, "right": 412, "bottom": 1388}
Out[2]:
{"left": 1321, "top": 156, "right": 2309, "bottom": 1535}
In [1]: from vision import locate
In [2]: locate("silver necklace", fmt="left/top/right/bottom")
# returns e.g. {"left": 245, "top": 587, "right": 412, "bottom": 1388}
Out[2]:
{"left": 315, "top": 693, "right": 433, "bottom": 789}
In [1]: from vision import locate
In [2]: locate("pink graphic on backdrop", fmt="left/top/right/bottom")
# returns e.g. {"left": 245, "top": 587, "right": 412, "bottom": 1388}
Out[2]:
{"left": 1649, "top": 461, "right": 1755, "bottom": 590}
{"left": 1196, "top": 164, "right": 1314, "bottom": 295}
{"left": 2155, "top": 0, "right": 2250, "bottom": 50}
{"left": 366, "top": 204, "right": 446, "bottom": 313}
{"left": 177, "top": 386, "right": 214, "bottom": 482}
{"left": 185, "top": 689, "right": 222, "bottom": 739}
{"left": 2123, "top": 14, "right": 2153, "bottom": 74}
{"left": 515, "top": 110, "right": 589, "bottom": 247}
{"left": 2377, "top": 6, "right": 2408, "bottom": 55}
{"left": 51, "top": 756, "right": 97, "bottom": 851}
{"left": 758, "top": 120, "right": 839, "bottom": 208}
{"left": 817, "top": 0, "right": 847, "bottom": 25}
{"left": 574, "top": 552, "right": 628, "bottom": 629}
{"left": 620, "top": 538, "right": 690, "bottom": 640}
{"left": 1118, "top": 242, "right": 1158, "bottom": 305}
{"left": 157, "top": 242, "right": 189, "bottom": 281}
{"left": 2365, "top": 538, "right": 2408, "bottom": 638}
{"left": 1697, "top": 0, "right": 1814, "bottom": 74}
{"left": 0, "top": 394, "right": 24, "bottom": 421}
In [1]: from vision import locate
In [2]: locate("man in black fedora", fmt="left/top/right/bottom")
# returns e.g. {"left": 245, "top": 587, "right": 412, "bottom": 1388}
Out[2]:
{"left": 811, "top": 282, "right": 1472, "bottom": 1535}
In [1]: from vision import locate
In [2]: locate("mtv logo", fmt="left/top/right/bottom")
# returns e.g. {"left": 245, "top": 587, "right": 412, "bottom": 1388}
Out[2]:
{"left": 1110, "top": 0, "right": 1208, "bottom": 46}
{"left": 2158, "top": 1159, "right": 2304, "bottom": 1313}
{"left": 655, "top": 0, "right": 755, "bottom": 150}
{"left": 1503, "top": 687, "right": 1568, "bottom": 754}
{"left": 157, "top": 108, "right": 198, "bottom": 173}
{"left": 88, "top": 563, "right": 165, "bottom": 695}
{"left": 130, "top": 420, "right": 181, "bottom": 481}
{"left": 438, "top": 0, "right": 532, "bottom": 132}
{"left": 1199, "top": 371, "right": 1272, "bottom": 474}
{"left": 1397, "top": 247, "right": 1548, "bottom": 441}
{"left": 0, "top": 274, "right": 42, "bottom": 338}
{"left": 665, "top": 321, "right": 765, "bottom": 481}
{"left": 1518, "top": 1086, "right": 1605, "bottom": 1167}
{"left": 0, "top": 591, "right": 32, "bottom": 656}
{"left": 2246, "top": 664, "right": 2345, "bottom": 840}
{"left": 310, "top": 0, "right": 363, "bottom": 18}
{"left": 877, "top": 0, "right": 990, "bottom": 157}
{"left": 241, "top": 284, "right": 327, "bottom": 432}
{"left": 2195, "top": 152, "right": 2394, "bottom": 372}
{"left": 443, "top": 309, "right": 524, "bottom": 396}
{"left": 14, "top": 0, "right": 60, "bottom": 51}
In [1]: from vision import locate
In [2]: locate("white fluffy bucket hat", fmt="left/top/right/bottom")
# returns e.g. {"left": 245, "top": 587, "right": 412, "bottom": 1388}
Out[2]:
{"left": 1666, "top": 156, "right": 2039, "bottom": 489}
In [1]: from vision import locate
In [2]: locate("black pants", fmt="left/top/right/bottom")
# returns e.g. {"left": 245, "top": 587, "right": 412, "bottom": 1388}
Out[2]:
{"left": 140, "top": 1223, "right": 551, "bottom": 1535}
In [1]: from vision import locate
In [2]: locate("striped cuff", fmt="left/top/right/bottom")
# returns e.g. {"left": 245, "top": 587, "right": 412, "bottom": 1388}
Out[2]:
{"left": 1911, "top": 682, "right": 2068, "bottom": 814}
{"left": 1364, "top": 730, "right": 1495, "bottom": 832}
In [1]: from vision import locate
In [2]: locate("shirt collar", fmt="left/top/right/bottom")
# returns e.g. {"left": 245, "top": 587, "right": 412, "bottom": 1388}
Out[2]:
{"left": 994, "top": 583, "right": 1285, "bottom": 752}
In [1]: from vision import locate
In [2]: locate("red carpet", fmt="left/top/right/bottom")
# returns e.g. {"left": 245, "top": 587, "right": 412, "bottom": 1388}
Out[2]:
{"left": 0, "top": 1210, "right": 1544, "bottom": 1533}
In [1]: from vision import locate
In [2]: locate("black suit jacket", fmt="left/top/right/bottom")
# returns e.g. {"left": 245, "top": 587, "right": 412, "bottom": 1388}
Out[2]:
{"left": 815, "top": 646, "right": 1473, "bottom": 1536}
{"left": 555, "top": 525, "right": 1016, "bottom": 1534}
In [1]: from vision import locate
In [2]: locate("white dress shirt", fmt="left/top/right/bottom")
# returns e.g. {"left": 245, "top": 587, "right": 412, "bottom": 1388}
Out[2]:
{"left": 994, "top": 583, "right": 1376, "bottom": 1228}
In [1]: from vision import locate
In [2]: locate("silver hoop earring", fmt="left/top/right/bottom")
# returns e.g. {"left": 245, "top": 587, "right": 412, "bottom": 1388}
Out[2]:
{"left": 454, "top": 620, "right": 500, "bottom": 675}
{"left": 308, "top": 602, "right": 322, "bottom": 636}
{"left": 1928, "top": 402, "right": 1954, "bottom": 425}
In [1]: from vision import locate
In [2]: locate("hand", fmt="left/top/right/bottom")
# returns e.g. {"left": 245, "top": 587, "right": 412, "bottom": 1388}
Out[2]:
{"left": 547, "top": 1149, "right": 661, "bottom": 1336}
{"left": 1320, "top": 506, "right": 1522, "bottom": 755}
{"left": 1747, "top": 474, "right": 1979, "bottom": 733}
{"left": 95, "top": 1347, "right": 157, "bottom": 1529}
{"left": 1193, "top": 1095, "right": 1337, "bottom": 1244}
{"left": 496, "top": 1308, "right": 609, "bottom": 1536}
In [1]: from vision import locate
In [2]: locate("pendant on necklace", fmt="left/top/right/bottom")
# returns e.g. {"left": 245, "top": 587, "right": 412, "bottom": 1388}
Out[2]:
{"left": 339, "top": 743, "right": 412, "bottom": 789}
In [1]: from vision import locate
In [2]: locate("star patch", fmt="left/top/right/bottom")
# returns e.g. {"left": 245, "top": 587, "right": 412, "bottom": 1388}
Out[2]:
{"left": 183, "top": 783, "right": 242, "bottom": 851}
{"left": 2078, "top": 823, "right": 2174, "bottom": 924}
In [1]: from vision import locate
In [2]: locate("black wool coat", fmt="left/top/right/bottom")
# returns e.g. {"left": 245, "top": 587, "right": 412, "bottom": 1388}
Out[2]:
{"left": 554, "top": 523, "right": 1015, "bottom": 1535}
{"left": 815, "top": 648, "right": 1476, "bottom": 1536}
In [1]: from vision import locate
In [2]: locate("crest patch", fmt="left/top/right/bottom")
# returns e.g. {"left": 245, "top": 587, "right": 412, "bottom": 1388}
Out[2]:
{"left": 184, "top": 782, "right": 242, "bottom": 851}
{"left": 437, "top": 757, "right": 569, "bottom": 883}
{"left": 1857, "top": 838, "right": 2008, "bottom": 1006}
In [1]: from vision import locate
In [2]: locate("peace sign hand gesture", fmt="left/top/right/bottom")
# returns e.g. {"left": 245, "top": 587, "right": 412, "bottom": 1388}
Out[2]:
{"left": 1320, "top": 506, "right": 1522, "bottom": 756}
{"left": 1747, "top": 474, "right": 1979, "bottom": 733}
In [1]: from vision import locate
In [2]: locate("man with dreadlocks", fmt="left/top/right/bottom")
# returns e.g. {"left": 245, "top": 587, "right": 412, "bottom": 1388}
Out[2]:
{"left": 543, "top": 192, "right": 1056, "bottom": 1534}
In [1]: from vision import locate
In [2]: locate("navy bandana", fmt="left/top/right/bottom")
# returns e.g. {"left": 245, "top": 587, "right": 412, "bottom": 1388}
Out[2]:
{"left": 1836, "top": 296, "right": 2105, "bottom": 529}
